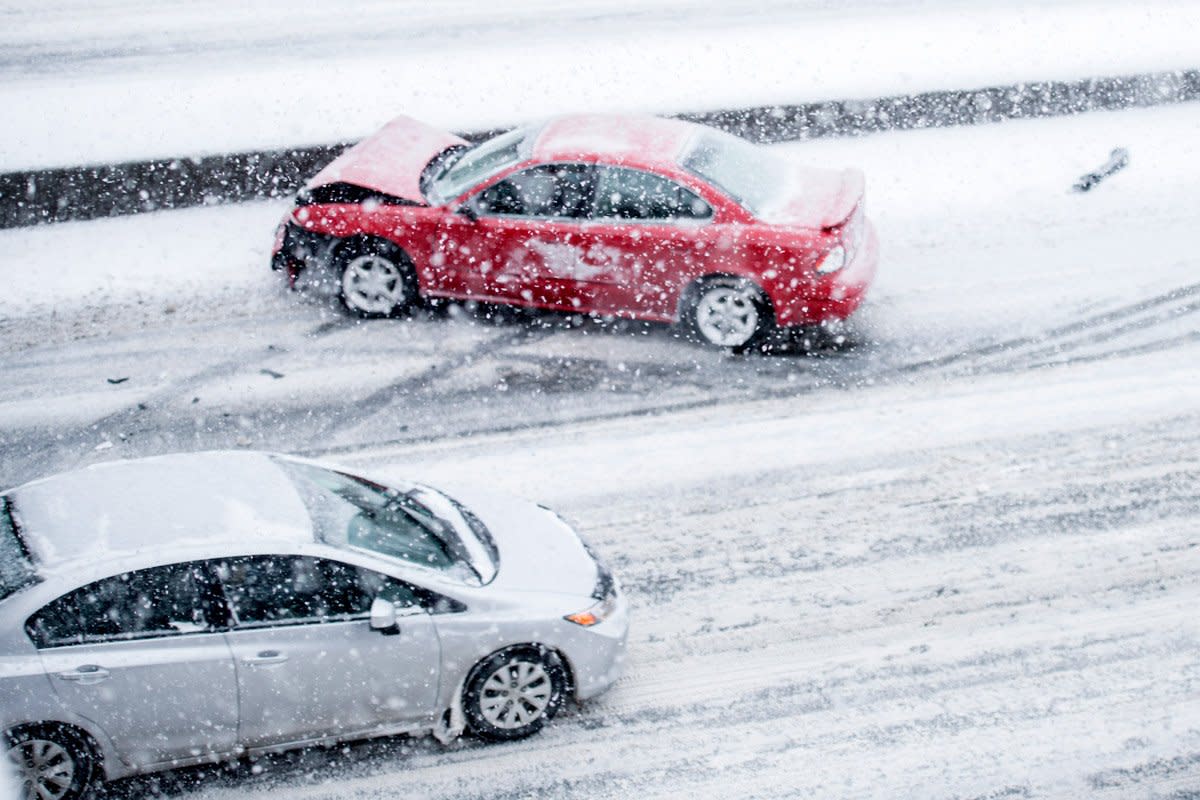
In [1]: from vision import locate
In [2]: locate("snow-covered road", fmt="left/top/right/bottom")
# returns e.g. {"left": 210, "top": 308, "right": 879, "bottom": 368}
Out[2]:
{"left": 1, "top": 97, "right": 1198, "bottom": 797}
{"left": 3, "top": 0, "right": 1200, "bottom": 787}
{"left": 3, "top": 101, "right": 1198, "bottom": 481}
{"left": 90, "top": 345, "right": 1200, "bottom": 799}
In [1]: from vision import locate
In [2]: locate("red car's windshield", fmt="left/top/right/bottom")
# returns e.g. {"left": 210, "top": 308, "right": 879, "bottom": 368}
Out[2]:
{"left": 428, "top": 127, "right": 530, "bottom": 205}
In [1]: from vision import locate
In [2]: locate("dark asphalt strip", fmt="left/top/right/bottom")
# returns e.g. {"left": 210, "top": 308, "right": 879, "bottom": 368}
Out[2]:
{"left": 2, "top": 68, "right": 1197, "bottom": 229}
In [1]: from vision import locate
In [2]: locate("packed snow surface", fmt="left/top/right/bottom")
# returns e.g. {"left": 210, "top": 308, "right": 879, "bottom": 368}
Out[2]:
{"left": 2, "top": 2, "right": 1200, "bottom": 795}
{"left": 2, "top": 99, "right": 1199, "bottom": 798}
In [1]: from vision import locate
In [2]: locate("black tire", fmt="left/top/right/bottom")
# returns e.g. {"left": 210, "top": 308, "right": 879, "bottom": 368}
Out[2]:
{"left": 6, "top": 725, "right": 97, "bottom": 800}
{"left": 680, "top": 275, "right": 773, "bottom": 352}
{"left": 335, "top": 239, "right": 417, "bottom": 318}
{"left": 462, "top": 646, "right": 567, "bottom": 742}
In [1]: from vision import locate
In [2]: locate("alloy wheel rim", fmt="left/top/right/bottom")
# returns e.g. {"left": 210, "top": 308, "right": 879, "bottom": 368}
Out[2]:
{"left": 696, "top": 286, "right": 759, "bottom": 346}
{"left": 343, "top": 254, "right": 404, "bottom": 314}
{"left": 479, "top": 659, "right": 553, "bottom": 729}
{"left": 10, "top": 739, "right": 75, "bottom": 800}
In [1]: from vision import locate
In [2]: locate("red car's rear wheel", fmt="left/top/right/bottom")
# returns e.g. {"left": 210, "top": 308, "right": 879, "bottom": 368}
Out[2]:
{"left": 683, "top": 276, "right": 773, "bottom": 351}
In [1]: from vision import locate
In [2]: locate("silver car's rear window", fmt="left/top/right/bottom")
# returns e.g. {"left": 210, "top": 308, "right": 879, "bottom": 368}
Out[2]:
{"left": 0, "top": 497, "right": 38, "bottom": 602}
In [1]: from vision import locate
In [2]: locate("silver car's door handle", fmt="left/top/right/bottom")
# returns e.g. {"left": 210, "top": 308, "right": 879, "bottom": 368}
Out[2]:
{"left": 57, "top": 664, "right": 111, "bottom": 683}
{"left": 243, "top": 650, "right": 289, "bottom": 666}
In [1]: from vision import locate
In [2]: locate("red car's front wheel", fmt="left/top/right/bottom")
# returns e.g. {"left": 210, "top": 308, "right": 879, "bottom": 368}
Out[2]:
{"left": 336, "top": 241, "right": 417, "bottom": 318}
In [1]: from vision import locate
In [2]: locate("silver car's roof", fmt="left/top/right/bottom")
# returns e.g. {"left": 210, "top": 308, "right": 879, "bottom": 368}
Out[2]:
{"left": 8, "top": 451, "right": 314, "bottom": 569}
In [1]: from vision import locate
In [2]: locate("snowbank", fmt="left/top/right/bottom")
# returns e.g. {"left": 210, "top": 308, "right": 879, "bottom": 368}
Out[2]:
{"left": 2, "top": 1, "right": 1199, "bottom": 170}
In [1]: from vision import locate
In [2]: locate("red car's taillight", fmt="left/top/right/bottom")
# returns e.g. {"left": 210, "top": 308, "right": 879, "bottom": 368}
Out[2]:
{"left": 817, "top": 202, "right": 865, "bottom": 275}
{"left": 815, "top": 244, "right": 847, "bottom": 274}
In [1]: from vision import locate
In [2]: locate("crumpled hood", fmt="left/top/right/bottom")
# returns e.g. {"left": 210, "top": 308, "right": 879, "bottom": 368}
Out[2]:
{"left": 306, "top": 115, "right": 468, "bottom": 204}
{"left": 767, "top": 165, "right": 865, "bottom": 229}
{"left": 447, "top": 487, "right": 599, "bottom": 598}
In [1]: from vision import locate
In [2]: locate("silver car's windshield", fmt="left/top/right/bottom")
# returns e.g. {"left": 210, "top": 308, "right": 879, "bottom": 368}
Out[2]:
{"left": 0, "top": 497, "right": 38, "bottom": 601}
{"left": 428, "top": 127, "right": 529, "bottom": 205}
{"left": 679, "top": 130, "right": 789, "bottom": 219}
{"left": 276, "top": 460, "right": 497, "bottom": 585}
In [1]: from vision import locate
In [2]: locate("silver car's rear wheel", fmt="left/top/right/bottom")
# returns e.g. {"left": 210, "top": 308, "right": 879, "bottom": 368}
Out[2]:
{"left": 7, "top": 729, "right": 92, "bottom": 800}
{"left": 464, "top": 647, "right": 566, "bottom": 741}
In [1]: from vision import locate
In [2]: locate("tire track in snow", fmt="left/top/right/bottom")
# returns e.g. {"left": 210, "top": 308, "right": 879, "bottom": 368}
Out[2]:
{"left": 0, "top": 311, "right": 565, "bottom": 483}
{"left": 300, "top": 320, "right": 565, "bottom": 445}
{"left": 890, "top": 280, "right": 1200, "bottom": 379}
{"left": 180, "top": 618, "right": 1200, "bottom": 800}
{"left": 138, "top": 411, "right": 1200, "bottom": 800}
{"left": 303, "top": 279, "right": 1200, "bottom": 460}
{"left": 574, "top": 417, "right": 1199, "bottom": 603}
{"left": 2, "top": 312, "right": 324, "bottom": 475}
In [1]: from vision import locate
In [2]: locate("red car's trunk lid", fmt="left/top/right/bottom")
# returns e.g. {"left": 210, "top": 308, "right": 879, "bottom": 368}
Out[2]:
{"left": 770, "top": 166, "right": 865, "bottom": 229}
{"left": 306, "top": 115, "right": 469, "bottom": 204}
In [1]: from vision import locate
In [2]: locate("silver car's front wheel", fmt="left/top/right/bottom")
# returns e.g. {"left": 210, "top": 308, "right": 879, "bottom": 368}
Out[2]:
{"left": 464, "top": 647, "right": 566, "bottom": 741}
{"left": 6, "top": 729, "right": 92, "bottom": 800}
{"left": 480, "top": 660, "right": 553, "bottom": 729}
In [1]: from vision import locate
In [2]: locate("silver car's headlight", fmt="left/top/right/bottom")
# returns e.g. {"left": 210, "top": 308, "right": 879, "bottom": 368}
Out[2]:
{"left": 565, "top": 591, "right": 619, "bottom": 627}
{"left": 565, "top": 565, "right": 619, "bottom": 627}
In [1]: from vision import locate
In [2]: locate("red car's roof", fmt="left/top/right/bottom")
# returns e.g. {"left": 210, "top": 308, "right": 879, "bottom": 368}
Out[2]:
{"left": 530, "top": 114, "right": 700, "bottom": 170}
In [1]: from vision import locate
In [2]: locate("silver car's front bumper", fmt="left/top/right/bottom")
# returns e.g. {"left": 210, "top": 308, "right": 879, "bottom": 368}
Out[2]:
{"left": 566, "top": 593, "right": 630, "bottom": 701}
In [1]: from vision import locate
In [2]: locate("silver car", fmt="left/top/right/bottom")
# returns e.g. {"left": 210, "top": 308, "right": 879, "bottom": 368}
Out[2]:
{"left": 0, "top": 452, "right": 627, "bottom": 800}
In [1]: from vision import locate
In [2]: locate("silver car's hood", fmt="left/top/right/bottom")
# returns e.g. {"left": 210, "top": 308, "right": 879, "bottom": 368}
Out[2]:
{"left": 447, "top": 487, "right": 599, "bottom": 597}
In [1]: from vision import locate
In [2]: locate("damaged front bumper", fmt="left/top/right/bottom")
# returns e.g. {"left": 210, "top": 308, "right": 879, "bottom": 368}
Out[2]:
{"left": 271, "top": 220, "right": 340, "bottom": 271}
{"left": 271, "top": 220, "right": 343, "bottom": 294}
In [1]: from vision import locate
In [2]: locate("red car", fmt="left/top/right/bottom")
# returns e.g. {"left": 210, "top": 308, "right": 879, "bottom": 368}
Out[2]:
{"left": 271, "top": 114, "right": 878, "bottom": 350}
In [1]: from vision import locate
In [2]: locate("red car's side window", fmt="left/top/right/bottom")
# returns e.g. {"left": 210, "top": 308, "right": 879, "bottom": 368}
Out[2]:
{"left": 591, "top": 167, "right": 711, "bottom": 222}
{"left": 471, "top": 164, "right": 595, "bottom": 220}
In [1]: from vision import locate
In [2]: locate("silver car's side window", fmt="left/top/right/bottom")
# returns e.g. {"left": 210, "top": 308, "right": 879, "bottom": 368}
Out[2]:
{"left": 216, "top": 556, "right": 421, "bottom": 629}
{"left": 25, "top": 562, "right": 224, "bottom": 649}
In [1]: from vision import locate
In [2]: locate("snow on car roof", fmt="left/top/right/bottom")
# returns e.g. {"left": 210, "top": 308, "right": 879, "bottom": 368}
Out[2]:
{"left": 9, "top": 451, "right": 314, "bottom": 569}
{"left": 531, "top": 114, "right": 699, "bottom": 168}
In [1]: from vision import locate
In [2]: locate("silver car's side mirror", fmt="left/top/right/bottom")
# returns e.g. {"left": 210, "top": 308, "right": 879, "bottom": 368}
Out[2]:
{"left": 369, "top": 597, "right": 400, "bottom": 635}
